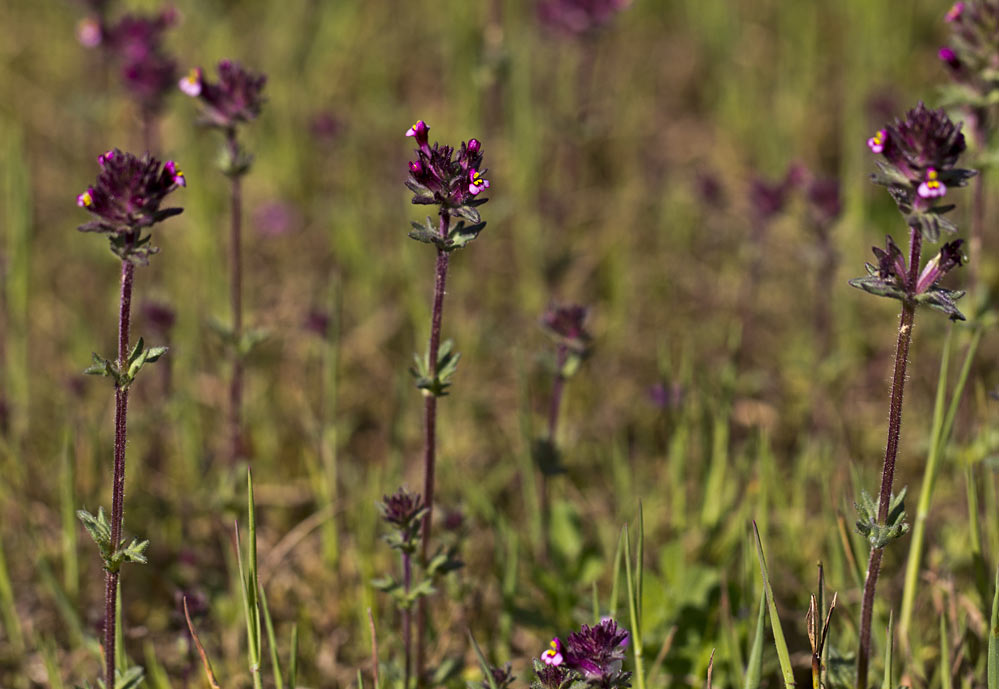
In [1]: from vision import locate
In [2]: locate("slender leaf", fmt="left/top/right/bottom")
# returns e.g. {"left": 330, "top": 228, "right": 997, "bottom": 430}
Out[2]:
{"left": 752, "top": 522, "right": 795, "bottom": 689}
{"left": 743, "top": 590, "right": 766, "bottom": 689}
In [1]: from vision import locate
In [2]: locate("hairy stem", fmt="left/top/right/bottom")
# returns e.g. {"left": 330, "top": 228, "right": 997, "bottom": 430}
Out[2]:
{"left": 227, "top": 130, "right": 245, "bottom": 462}
{"left": 403, "top": 550, "right": 412, "bottom": 689}
{"left": 856, "top": 228, "right": 921, "bottom": 689}
{"left": 416, "top": 211, "right": 451, "bottom": 685}
{"left": 105, "top": 258, "right": 135, "bottom": 684}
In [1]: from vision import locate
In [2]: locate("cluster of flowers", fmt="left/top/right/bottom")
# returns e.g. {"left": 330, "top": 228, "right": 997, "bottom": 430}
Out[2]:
{"left": 405, "top": 120, "right": 490, "bottom": 209}
{"left": 542, "top": 304, "right": 592, "bottom": 356}
{"left": 78, "top": 5, "right": 179, "bottom": 113}
{"left": 534, "top": 619, "right": 631, "bottom": 689}
{"left": 865, "top": 102, "right": 969, "bottom": 211}
{"left": 853, "top": 103, "right": 976, "bottom": 319}
{"left": 179, "top": 59, "right": 268, "bottom": 131}
{"left": 938, "top": 1, "right": 999, "bottom": 112}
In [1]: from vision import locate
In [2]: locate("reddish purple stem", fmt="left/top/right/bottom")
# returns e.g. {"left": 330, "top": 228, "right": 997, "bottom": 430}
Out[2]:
{"left": 856, "top": 227, "right": 922, "bottom": 689}
{"left": 105, "top": 258, "right": 135, "bottom": 684}
{"left": 227, "top": 129, "right": 245, "bottom": 462}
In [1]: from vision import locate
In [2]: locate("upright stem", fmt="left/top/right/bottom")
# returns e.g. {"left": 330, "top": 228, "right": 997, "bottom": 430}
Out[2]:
{"left": 540, "top": 345, "right": 568, "bottom": 558}
{"left": 227, "top": 130, "right": 245, "bottom": 462}
{"left": 402, "top": 550, "right": 412, "bottom": 689}
{"left": 416, "top": 211, "right": 451, "bottom": 685}
{"left": 105, "top": 258, "right": 135, "bottom": 684}
{"left": 856, "top": 228, "right": 921, "bottom": 689}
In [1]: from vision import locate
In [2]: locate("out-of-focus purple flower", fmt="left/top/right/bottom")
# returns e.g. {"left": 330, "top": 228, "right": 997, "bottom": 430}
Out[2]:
{"left": 938, "top": 46, "right": 962, "bottom": 71}
{"left": 405, "top": 120, "right": 489, "bottom": 210}
{"left": 946, "top": 1, "right": 966, "bottom": 21}
{"left": 142, "top": 299, "right": 177, "bottom": 333}
{"left": 806, "top": 177, "right": 842, "bottom": 229}
{"left": 379, "top": 488, "right": 426, "bottom": 531}
{"left": 253, "top": 201, "right": 300, "bottom": 238}
{"left": 180, "top": 60, "right": 267, "bottom": 130}
{"left": 939, "top": 1, "right": 999, "bottom": 102}
{"left": 89, "top": 8, "right": 179, "bottom": 112}
{"left": 76, "top": 149, "right": 185, "bottom": 235}
{"left": 538, "top": 0, "right": 632, "bottom": 35}
{"left": 481, "top": 664, "right": 515, "bottom": 689}
{"left": 542, "top": 303, "right": 591, "bottom": 354}
{"left": 695, "top": 171, "right": 724, "bottom": 208}
{"left": 310, "top": 111, "right": 343, "bottom": 144}
{"left": 304, "top": 309, "right": 331, "bottom": 338}
{"left": 648, "top": 381, "right": 684, "bottom": 410}
{"left": 749, "top": 177, "right": 789, "bottom": 223}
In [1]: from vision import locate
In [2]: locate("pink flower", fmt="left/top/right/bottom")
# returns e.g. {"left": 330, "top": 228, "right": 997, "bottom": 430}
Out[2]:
{"left": 541, "top": 638, "right": 564, "bottom": 666}
{"left": 178, "top": 67, "right": 203, "bottom": 97}
{"left": 468, "top": 168, "right": 490, "bottom": 195}
{"left": 917, "top": 168, "right": 947, "bottom": 199}
{"left": 867, "top": 129, "right": 886, "bottom": 154}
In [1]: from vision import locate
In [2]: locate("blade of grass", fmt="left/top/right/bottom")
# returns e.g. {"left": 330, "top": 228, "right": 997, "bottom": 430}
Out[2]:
{"left": 988, "top": 566, "right": 998, "bottom": 689}
{"left": 289, "top": 623, "right": 299, "bottom": 689}
{"left": 940, "top": 612, "right": 952, "bottom": 689}
{"left": 610, "top": 531, "right": 623, "bottom": 619}
{"left": 883, "top": 612, "right": 893, "bottom": 689}
{"left": 183, "top": 597, "right": 221, "bottom": 689}
{"left": 752, "top": 521, "right": 794, "bottom": 689}
{"left": 623, "top": 523, "right": 646, "bottom": 689}
{"left": 0, "top": 532, "right": 23, "bottom": 652}
{"left": 144, "top": 640, "right": 174, "bottom": 689}
{"left": 468, "top": 631, "right": 499, "bottom": 689}
{"left": 41, "top": 638, "right": 66, "bottom": 689}
{"left": 259, "top": 584, "right": 284, "bottom": 689}
{"left": 743, "top": 590, "right": 766, "bottom": 689}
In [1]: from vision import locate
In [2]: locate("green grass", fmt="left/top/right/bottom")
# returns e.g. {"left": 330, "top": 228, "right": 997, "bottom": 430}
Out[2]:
{"left": 0, "top": 0, "right": 996, "bottom": 687}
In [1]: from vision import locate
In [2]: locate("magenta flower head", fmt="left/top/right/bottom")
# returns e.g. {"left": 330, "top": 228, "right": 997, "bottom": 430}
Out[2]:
{"left": 542, "top": 303, "right": 592, "bottom": 355}
{"left": 180, "top": 60, "right": 267, "bottom": 130}
{"left": 538, "top": 0, "right": 632, "bottom": 35}
{"left": 76, "top": 149, "right": 185, "bottom": 262}
{"left": 866, "top": 103, "right": 976, "bottom": 237}
{"left": 405, "top": 120, "right": 490, "bottom": 251}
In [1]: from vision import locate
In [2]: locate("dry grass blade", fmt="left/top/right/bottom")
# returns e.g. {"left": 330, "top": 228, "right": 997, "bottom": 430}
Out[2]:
{"left": 183, "top": 596, "right": 222, "bottom": 689}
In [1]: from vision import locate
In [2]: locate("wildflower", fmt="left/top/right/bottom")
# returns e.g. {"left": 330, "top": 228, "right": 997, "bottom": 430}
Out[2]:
{"left": 806, "top": 177, "right": 842, "bottom": 230}
{"left": 945, "top": 1, "right": 965, "bottom": 21}
{"left": 180, "top": 60, "right": 267, "bottom": 130}
{"left": 866, "top": 103, "right": 975, "bottom": 228}
{"left": 468, "top": 169, "right": 490, "bottom": 195}
{"left": 938, "top": 46, "right": 962, "bottom": 71}
{"left": 542, "top": 638, "right": 564, "bottom": 666}
{"left": 917, "top": 168, "right": 946, "bottom": 199}
{"left": 538, "top": 0, "right": 631, "bottom": 35}
{"left": 97, "top": 9, "right": 179, "bottom": 112}
{"left": 76, "top": 149, "right": 185, "bottom": 237}
{"left": 563, "top": 619, "right": 630, "bottom": 679}
{"left": 867, "top": 129, "right": 886, "bottom": 154}
{"left": 303, "top": 309, "right": 331, "bottom": 338}
{"left": 379, "top": 488, "right": 426, "bottom": 532}
{"left": 405, "top": 121, "right": 490, "bottom": 211}
{"left": 542, "top": 303, "right": 591, "bottom": 355}
{"left": 141, "top": 300, "right": 177, "bottom": 333}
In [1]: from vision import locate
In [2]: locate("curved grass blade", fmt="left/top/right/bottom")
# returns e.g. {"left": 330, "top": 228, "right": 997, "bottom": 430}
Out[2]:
{"left": 752, "top": 521, "right": 794, "bottom": 689}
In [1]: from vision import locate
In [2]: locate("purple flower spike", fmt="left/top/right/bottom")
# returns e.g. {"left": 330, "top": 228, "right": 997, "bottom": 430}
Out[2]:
{"left": 76, "top": 149, "right": 185, "bottom": 236}
{"left": 468, "top": 168, "right": 490, "bottom": 195}
{"left": 564, "top": 618, "right": 631, "bottom": 680}
{"left": 867, "top": 129, "right": 886, "bottom": 154}
{"left": 541, "top": 638, "right": 564, "bottom": 666}
{"left": 917, "top": 168, "right": 946, "bottom": 199}
{"left": 184, "top": 60, "right": 266, "bottom": 129}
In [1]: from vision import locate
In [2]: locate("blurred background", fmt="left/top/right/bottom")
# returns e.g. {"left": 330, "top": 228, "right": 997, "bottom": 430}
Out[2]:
{"left": 0, "top": 0, "right": 997, "bottom": 687}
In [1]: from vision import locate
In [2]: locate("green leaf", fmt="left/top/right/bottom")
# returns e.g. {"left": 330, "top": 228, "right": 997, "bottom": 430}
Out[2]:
{"left": 77, "top": 507, "right": 112, "bottom": 561}
{"left": 752, "top": 522, "right": 795, "bottom": 689}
